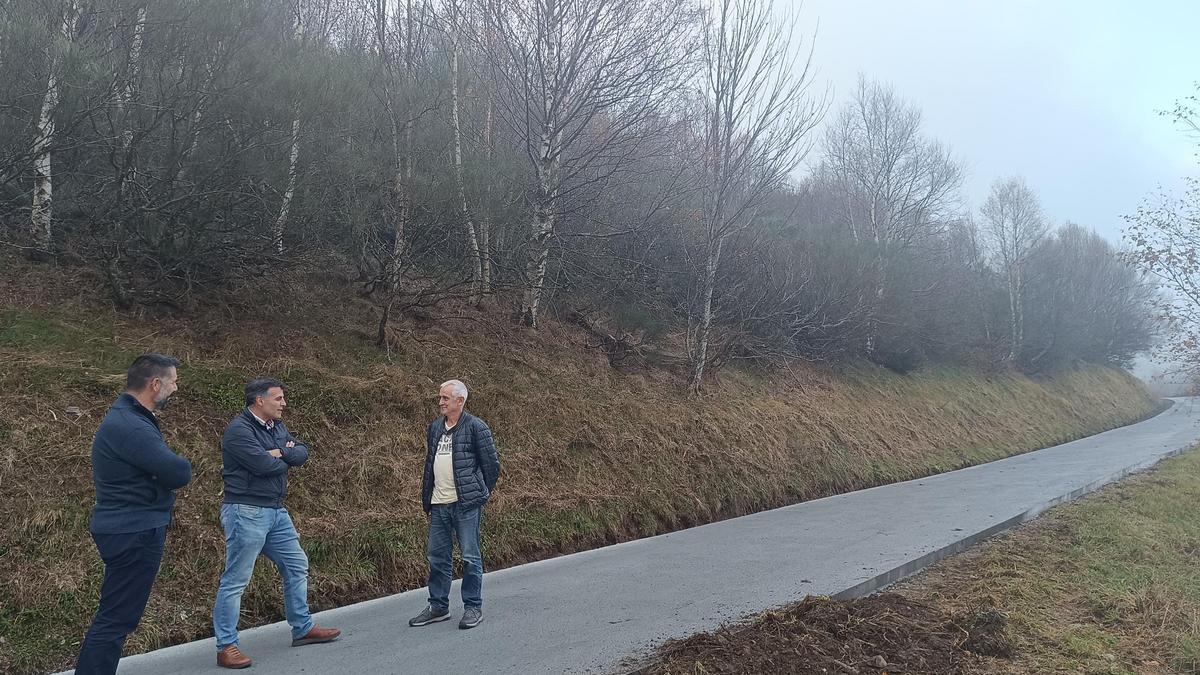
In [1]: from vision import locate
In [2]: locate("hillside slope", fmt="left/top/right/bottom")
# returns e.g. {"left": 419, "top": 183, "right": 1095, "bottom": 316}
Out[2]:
{"left": 0, "top": 257, "right": 1159, "bottom": 674}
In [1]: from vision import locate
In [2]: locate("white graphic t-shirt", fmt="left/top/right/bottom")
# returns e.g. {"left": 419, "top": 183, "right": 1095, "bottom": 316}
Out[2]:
{"left": 431, "top": 424, "right": 458, "bottom": 504}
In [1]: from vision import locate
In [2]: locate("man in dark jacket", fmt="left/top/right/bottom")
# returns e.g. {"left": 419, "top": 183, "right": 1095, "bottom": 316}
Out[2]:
{"left": 212, "top": 378, "right": 339, "bottom": 669}
{"left": 76, "top": 353, "right": 192, "bottom": 675}
{"left": 409, "top": 379, "right": 500, "bottom": 630}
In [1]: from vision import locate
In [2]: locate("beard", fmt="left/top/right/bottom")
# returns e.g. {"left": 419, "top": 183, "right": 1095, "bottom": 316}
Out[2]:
{"left": 154, "top": 394, "right": 174, "bottom": 410}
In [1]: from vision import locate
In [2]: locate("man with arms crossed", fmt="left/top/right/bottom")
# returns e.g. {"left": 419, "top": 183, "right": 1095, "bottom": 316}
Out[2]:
{"left": 409, "top": 379, "right": 500, "bottom": 630}
{"left": 76, "top": 353, "right": 192, "bottom": 675}
{"left": 213, "top": 378, "right": 339, "bottom": 669}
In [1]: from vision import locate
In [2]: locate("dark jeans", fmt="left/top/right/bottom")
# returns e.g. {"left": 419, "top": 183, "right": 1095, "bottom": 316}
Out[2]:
{"left": 75, "top": 525, "right": 167, "bottom": 675}
{"left": 426, "top": 503, "right": 483, "bottom": 610}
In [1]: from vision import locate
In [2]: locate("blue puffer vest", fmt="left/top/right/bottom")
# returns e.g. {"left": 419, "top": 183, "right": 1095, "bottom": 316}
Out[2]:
{"left": 422, "top": 411, "right": 500, "bottom": 512}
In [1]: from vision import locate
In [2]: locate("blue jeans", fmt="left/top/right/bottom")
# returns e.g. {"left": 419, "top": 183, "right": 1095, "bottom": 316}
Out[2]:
{"left": 426, "top": 503, "right": 483, "bottom": 610}
{"left": 213, "top": 504, "right": 313, "bottom": 648}
{"left": 76, "top": 525, "right": 167, "bottom": 675}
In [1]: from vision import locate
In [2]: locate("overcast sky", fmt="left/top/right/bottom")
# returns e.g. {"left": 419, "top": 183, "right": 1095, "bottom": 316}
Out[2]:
{"left": 792, "top": 0, "right": 1199, "bottom": 244}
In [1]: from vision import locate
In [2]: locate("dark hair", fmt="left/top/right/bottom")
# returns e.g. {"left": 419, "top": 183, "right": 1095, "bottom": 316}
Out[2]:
{"left": 126, "top": 353, "right": 181, "bottom": 391}
{"left": 244, "top": 378, "right": 285, "bottom": 407}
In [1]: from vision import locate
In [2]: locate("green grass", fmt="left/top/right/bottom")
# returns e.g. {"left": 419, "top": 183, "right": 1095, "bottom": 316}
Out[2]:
{"left": 898, "top": 449, "right": 1200, "bottom": 674}
{"left": 0, "top": 311, "right": 83, "bottom": 348}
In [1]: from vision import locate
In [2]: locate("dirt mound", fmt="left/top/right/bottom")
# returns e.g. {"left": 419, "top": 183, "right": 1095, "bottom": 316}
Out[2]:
{"left": 643, "top": 593, "right": 996, "bottom": 675}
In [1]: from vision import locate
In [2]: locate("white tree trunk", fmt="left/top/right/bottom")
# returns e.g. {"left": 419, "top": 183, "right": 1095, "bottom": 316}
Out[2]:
{"left": 30, "top": 5, "right": 74, "bottom": 254}
{"left": 866, "top": 240, "right": 887, "bottom": 355}
{"left": 1007, "top": 265, "right": 1024, "bottom": 361}
{"left": 479, "top": 4, "right": 499, "bottom": 293}
{"left": 480, "top": 87, "right": 493, "bottom": 291}
{"left": 273, "top": 114, "right": 301, "bottom": 254}
{"left": 448, "top": 8, "right": 482, "bottom": 300}
{"left": 385, "top": 114, "right": 411, "bottom": 294}
{"left": 690, "top": 235, "right": 725, "bottom": 394}
{"left": 521, "top": 0, "right": 559, "bottom": 327}
{"left": 30, "top": 84, "right": 57, "bottom": 253}
{"left": 522, "top": 128, "right": 559, "bottom": 327}
{"left": 376, "top": 0, "right": 419, "bottom": 299}
{"left": 272, "top": 6, "right": 305, "bottom": 255}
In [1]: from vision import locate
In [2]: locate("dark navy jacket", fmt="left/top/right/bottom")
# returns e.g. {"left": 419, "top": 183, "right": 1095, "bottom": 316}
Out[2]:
{"left": 220, "top": 409, "right": 309, "bottom": 508}
{"left": 422, "top": 411, "right": 499, "bottom": 513}
{"left": 89, "top": 393, "right": 192, "bottom": 534}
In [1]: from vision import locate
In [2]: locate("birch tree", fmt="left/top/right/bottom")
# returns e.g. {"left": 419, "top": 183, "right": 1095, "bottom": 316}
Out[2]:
{"left": 980, "top": 176, "right": 1047, "bottom": 362}
{"left": 113, "top": 3, "right": 146, "bottom": 204}
{"left": 270, "top": 0, "right": 338, "bottom": 254}
{"left": 491, "top": 0, "right": 696, "bottom": 327}
{"left": 374, "top": 0, "right": 431, "bottom": 344}
{"left": 477, "top": 0, "right": 498, "bottom": 292}
{"left": 29, "top": 0, "right": 75, "bottom": 257}
{"left": 272, "top": 3, "right": 306, "bottom": 254}
{"left": 687, "top": 0, "right": 824, "bottom": 393}
{"left": 444, "top": 0, "right": 484, "bottom": 300}
{"left": 821, "top": 77, "right": 962, "bottom": 353}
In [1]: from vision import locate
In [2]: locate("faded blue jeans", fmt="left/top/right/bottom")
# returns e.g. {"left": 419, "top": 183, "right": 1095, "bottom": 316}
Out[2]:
{"left": 426, "top": 503, "right": 483, "bottom": 610}
{"left": 213, "top": 504, "right": 313, "bottom": 648}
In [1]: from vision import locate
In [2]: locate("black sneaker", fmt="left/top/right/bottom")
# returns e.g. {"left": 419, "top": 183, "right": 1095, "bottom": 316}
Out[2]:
{"left": 459, "top": 607, "right": 483, "bottom": 629}
{"left": 408, "top": 605, "right": 451, "bottom": 627}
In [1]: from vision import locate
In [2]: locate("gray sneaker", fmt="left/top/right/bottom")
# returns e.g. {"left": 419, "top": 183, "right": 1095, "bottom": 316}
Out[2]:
{"left": 408, "top": 605, "right": 451, "bottom": 627}
{"left": 459, "top": 607, "right": 483, "bottom": 629}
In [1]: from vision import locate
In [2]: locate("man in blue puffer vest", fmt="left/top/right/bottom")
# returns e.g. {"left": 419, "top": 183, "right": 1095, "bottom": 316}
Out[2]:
{"left": 409, "top": 379, "right": 500, "bottom": 630}
{"left": 76, "top": 353, "right": 191, "bottom": 675}
{"left": 212, "top": 378, "right": 339, "bottom": 669}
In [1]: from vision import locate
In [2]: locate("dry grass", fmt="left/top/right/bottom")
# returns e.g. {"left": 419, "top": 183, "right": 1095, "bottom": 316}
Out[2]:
{"left": 0, "top": 253, "right": 1160, "bottom": 674}
{"left": 896, "top": 449, "right": 1200, "bottom": 674}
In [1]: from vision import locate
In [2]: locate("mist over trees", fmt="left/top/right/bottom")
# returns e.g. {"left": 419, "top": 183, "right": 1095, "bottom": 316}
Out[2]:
{"left": 0, "top": 0, "right": 1156, "bottom": 385}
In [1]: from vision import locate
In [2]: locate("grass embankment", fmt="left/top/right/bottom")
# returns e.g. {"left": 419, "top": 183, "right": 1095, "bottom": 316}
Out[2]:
{"left": 898, "top": 447, "right": 1200, "bottom": 674}
{"left": 0, "top": 256, "right": 1160, "bottom": 674}
{"left": 646, "top": 448, "right": 1200, "bottom": 675}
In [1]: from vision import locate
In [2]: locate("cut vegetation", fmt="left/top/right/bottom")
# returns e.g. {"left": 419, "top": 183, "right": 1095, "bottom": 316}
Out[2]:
{"left": 0, "top": 258, "right": 1161, "bottom": 674}
{"left": 643, "top": 447, "right": 1200, "bottom": 675}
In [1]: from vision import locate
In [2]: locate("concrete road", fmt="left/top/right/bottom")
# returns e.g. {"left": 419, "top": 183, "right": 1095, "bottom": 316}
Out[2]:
{"left": 66, "top": 398, "right": 1200, "bottom": 675}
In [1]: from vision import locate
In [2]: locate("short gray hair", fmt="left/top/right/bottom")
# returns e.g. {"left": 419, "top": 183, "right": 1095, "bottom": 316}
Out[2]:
{"left": 440, "top": 379, "right": 468, "bottom": 402}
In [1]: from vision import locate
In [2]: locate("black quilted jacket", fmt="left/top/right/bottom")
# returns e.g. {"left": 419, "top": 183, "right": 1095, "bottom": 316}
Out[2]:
{"left": 421, "top": 411, "right": 500, "bottom": 512}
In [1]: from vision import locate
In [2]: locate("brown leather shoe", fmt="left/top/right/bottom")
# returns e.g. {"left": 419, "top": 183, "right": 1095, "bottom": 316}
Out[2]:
{"left": 291, "top": 625, "right": 341, "bottom": 647}
{"left": 217, "top": 645, "right": 252, "bottom": 669}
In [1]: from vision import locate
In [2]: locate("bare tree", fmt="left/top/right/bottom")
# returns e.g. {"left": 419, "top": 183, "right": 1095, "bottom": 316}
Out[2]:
{"left": 477, "top": 0, "right": 497, "bottom": 292}
{"left": 444, "top": 0, "right": 485, "bottom": 301}
{"left": 980, "top": 176, "right": 1047, "bottom": 362}
{"left": 821, "top": 77, "right": 962, "bottom": 352}
{"left": 29, "top": 0, "right": 75, "bottom": 257}
{"left": 686, "top": 0, "right": 824, "bottom": 393}
{"left": 490, "top": 0, "right": 696, "bottom": 327}
{"left": 169, "top": 44, "right": 220, "bottom": 189}
{"left": 113, "top": 3, "right": 146, "bottom": 204}
{"left": 374, "top": 0, "right": 433, "bottom": 344}
{"left": 271, "top": 0, "right": 339, "bottom": 254}
{"left": 272, "top": 2, "right": 306, "bottom": 254}
{"left": 1123, "top": 85, "right": 1200, "bottom": 384}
